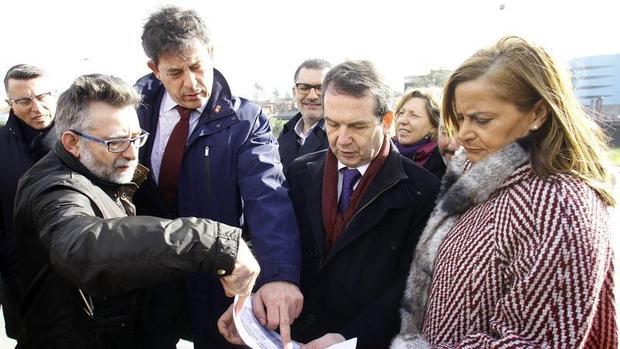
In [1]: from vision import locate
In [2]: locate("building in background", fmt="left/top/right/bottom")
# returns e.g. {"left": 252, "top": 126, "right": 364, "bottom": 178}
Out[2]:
{"left": 570, "top": 54, "right": 620, "bottom": 146}
{"left": 252, "top": 93, "right": 297, "bottom": 138}
{"left": 403, "top": 69, "right": 452, "bottom": 91}
{"left": 570, "top": 53, "right": 620, "bottom": 118}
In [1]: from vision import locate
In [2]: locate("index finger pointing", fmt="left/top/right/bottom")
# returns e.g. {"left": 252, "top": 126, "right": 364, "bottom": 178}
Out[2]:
{"left": 279, "top": 305, "right": 292, "bottom": 348}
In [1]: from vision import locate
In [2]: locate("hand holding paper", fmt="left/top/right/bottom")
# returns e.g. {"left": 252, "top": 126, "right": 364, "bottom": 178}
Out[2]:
{"left": 224, "top": 296, "right": 357, "bottom": 349}
{"left": 217, "top": 303, "right": 244, "bottom": 346}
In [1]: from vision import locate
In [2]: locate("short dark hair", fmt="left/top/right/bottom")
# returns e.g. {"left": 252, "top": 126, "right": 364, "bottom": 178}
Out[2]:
{"left": 4, "top": 64, "right": 45, "bottom": 91}
{"left": 322, "top": 60, "right": 391, "bottom": 120}
{"left": 55, "top": 74, "right": 142, "bottom": 137}
{"left": 141, "top": 6, "right": 211, "bottom": 63}
{"left": 293, "top": 58, "right": 331, "bottom": 82}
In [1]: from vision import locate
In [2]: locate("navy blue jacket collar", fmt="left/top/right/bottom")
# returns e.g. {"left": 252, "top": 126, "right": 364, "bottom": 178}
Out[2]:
{"left": 5, "top": 112, "right": 28, "bottom": 144}
{"left": 137, "top": 68, "right": 235, "bottom": 122}
{"left": 5, "top": 111, "right": 57, "bottom": 158}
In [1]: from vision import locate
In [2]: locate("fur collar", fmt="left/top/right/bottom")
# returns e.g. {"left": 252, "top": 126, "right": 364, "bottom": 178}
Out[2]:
{"left": 391, "top": 141, "right": 530, "bottom": 348}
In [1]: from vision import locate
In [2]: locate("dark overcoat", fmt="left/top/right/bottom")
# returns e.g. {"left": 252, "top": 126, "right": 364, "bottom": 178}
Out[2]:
{"left": 288, "top": 148, "right": 439, "bottom": 348}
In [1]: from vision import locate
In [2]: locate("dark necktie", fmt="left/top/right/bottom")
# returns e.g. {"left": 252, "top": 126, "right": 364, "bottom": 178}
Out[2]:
{"left": 338, "top": 168, "right": 361, "bottom": 213}
{"left": 159, "top": 106, "right": 193, "bottom": 206}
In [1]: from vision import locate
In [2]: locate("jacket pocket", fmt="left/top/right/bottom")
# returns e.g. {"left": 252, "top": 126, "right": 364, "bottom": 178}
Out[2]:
{"left": 90, "top": 291, "right": 146, "bottom": 349}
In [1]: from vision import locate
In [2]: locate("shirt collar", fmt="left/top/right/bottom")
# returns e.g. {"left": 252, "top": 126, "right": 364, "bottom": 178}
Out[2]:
{"left": 337, "top": 161, "right": 370, "bottom": 177}
{"left": 161, "top": 91, "right": 207, "bottom": 115}
{"left": 293, "top": 116, "right": 319, "bottom": 139}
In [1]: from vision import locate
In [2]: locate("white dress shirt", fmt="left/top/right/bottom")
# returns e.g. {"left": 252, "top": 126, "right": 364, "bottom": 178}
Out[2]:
{"left": 150, "top": 91, "right": 206, "bottom": 183}
{"left": 293, "top": 117, "right": 319, "bottom": 146}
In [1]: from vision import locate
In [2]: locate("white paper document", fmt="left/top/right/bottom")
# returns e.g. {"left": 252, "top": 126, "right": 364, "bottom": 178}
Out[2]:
{"left": 323, "top": 338, "right": 357, "bottom": 349}
{"left": 232, "top": 295, "right": 357, "bottom": 349}
{"left": 233, "top": 295, "right": 301, "bottom": 349}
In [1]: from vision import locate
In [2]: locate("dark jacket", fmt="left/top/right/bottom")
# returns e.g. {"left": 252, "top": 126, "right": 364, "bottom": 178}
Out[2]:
{"left": 393, "top": 137, "right": 446, "bottom": 179}
{"left": 0, "top": 113, "right": 57, "bottom": 338}
{"left": 134, "top": 70, "right": 301, "bottom": 347}
{"left": 422, "top": 147, "right": 446, "bottom": 179}
{"left": 288, "top": 148, "right": 439, "bottom": 349}
{"left": 277, "top": 113, "right": 328, "bottom": 174}
{"left": 14, "top": 142, "right": 241, "bottom": 349}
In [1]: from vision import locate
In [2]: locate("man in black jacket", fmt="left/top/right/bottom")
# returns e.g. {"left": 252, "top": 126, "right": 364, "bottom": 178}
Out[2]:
{"left": 0, "top": 64, "right": 57, "bottom": 339}
{"left": 277, "top": 59, "right": 331, "bottom": 173}
{"left": 290, "top": 61, "right": 439, "bottom": 349}
{"left": 13, "top": 74, "right": 259, "bottom": 349}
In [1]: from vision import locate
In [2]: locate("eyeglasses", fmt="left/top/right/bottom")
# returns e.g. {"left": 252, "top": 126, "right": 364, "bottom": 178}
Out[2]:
{"left": 295, "top": 83, "right": 322, "bottom": 95}
{"left": 8, "top": 91, "right": 53, "bottom": 108}
{"left": 71, "top": 129, "right": 150, "bottom": 153}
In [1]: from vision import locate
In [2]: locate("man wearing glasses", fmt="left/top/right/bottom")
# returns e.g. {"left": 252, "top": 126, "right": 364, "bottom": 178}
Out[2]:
{"left": 12, "top": 74, "right": 260, "bottom": 348}
{"left": 0, "top": 64, "right": 57, "bottom": 339}
{"left": 277, "top": 58, "right": 331, "bottom": 173}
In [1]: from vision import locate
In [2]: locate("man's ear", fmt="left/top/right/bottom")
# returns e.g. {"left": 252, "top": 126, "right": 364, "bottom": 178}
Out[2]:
{"left": 61, "top": 131, "right": 81, "bottom": 158}
{"left": 147, "top": 61, "right": 160, "bottom": 80}
{"left": 382, "top": 111, "right": 394, "bottom": 132}
{"left": 292, "top": 86, "right": 298, "bottom": 107}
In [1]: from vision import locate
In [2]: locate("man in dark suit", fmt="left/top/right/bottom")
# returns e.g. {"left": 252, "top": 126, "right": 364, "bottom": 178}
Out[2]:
{"left": 0, "top": 64, "right": 57, "bottom": 339}
{"left": 288, "top": 61, "right": 439, "bottom": 348}
{"left": 277, "top": 59, "right": 331, "bottom": 173}
{"left": 219, "top": 60, "right": 440, "bottom": 349}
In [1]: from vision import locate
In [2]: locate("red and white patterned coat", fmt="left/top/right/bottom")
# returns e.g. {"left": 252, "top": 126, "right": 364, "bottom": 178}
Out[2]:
{"left": 392, "top": 143, "right": 617, "bottom": 349}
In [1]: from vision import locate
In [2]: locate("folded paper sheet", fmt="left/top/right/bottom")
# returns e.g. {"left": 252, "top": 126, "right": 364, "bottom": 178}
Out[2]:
{"left": 232, "top": 295, "right": 357, "bottom": 349}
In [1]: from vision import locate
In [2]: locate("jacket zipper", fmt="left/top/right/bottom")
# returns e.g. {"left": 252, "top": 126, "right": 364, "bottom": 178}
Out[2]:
{"left": 204, "top": 146, "right": 213, "bottom": 198}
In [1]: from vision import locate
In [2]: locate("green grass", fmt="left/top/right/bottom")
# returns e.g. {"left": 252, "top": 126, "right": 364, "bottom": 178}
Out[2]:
{"left": 269, "top": 118, "right": 287, "bottom": 138}
{"left": 609, "top": 148, "right": 620, "bottom": 166}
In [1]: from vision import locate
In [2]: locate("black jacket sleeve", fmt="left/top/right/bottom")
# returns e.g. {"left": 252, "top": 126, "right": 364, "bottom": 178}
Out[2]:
{"left": 25, "top": 185, "right": 240, "bottom": 297}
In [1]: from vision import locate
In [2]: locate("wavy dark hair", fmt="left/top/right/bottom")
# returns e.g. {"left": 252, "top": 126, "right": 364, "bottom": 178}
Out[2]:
{"left": 142, "top": 6, "right": 211, "bottom": 63}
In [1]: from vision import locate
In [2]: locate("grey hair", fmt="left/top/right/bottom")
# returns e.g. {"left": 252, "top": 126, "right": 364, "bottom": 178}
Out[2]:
{"left": 55, "top": 74, "right": 141, "bottom": 137}
{"left": 293, "top": 58, "right": 332, "bottom": 82}
{"left": 4, "top": 64, "right": 45, "bottom": 91}
{"left": 141, "top": 6, "right": 211, "bottom": 63}
{"left": 322, "top": 60, "right": 391, "bottom": 121}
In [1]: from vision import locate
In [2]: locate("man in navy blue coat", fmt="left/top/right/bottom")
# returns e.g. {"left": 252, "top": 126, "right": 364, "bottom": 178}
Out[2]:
{"left": 0, "top": 64, "right": 57, "bottom": 339}
{"left": 133, "top": 6, "right": 302, "bottom": 349}
{"left": 277, "top": 59, "right": 331, "bottom": 174}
